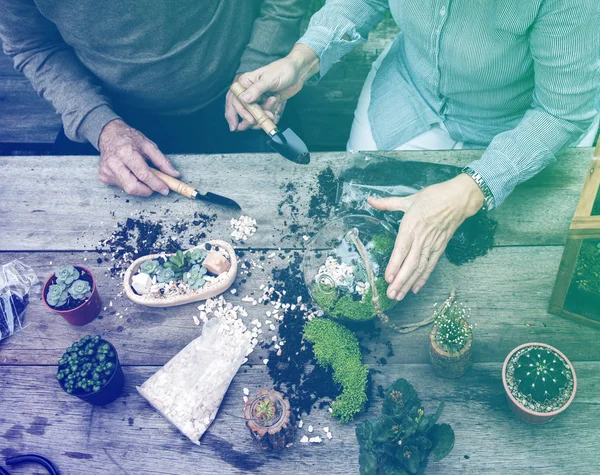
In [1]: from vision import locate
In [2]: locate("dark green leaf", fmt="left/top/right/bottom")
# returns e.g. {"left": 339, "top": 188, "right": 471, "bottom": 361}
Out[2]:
{"left": 359, "top": 449, "right": 378, "bottom": 475}
{"left": 429, "top": 423, "right": 455, "bottom": 461}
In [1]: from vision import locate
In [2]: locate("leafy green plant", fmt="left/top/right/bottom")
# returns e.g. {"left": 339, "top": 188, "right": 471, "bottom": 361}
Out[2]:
{"left": 55, "top": 265, "right": 79, "bottom": 285}
{"left": 56, "top": 335, "right": 117, "bottom": 394}
{"left": 47, "top": 283, "right": 69, "bottom": 308}
{"left": 156, "top": 267, "right": 176, "bottom": 283}
{"left": 68, "top": 280, "right": 92, "bottom": 301}
{"left": 140, "top": 259, "right": 160, "bottom": 275}
{"left": 433, "top": 300, "right": 472, "bottom": 354}
{"left": 163, "top": 250, "right": 191, "bottom": 278}
{"left": 303, "top": 318, "right": 369, "bottom": 422}
{"left": 511, "top": 347, "right": 570, "bottom": 404}
{"left": 46, "top": 265, "right": 93, "bottom": 309}
{"left": 357, "top": 378, "right": 455, "bottom": 475}
{"left": 183, "top": 264, "right": 208, "bottom": 289}
{"left": 189, "top": 248, "right": 207, "bottom": 264}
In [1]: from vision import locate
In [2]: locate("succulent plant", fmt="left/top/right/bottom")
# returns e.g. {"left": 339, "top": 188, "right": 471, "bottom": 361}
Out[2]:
{"left": 57, "top": 335, "right": 117, "bottom": 394}
{"left": 356, "top": 378, "right": 455, "bottom": 475}
{"left": 55, "top": 265, "right": 80, "bottom": 285}
{"left": 140, "top": 259, "right": 160, "bottom": 275}
{"left": 189, "top": 248, "right": 207, "bottom": 264}
{"left": 163, "top": 250, "right": 191, "bottom": 278}
{"left": 68, "top": 279, "right": 92, "bottom": 301}
{"left": 433, "top": 300, "right": 472, "bottom": 354}
{"left": 47, "top": 283, "right": 69, "bottom": 308}
{"left": 254, "top": 398, "right": 276, "bottom": 422}
{"left": 183, "top": 264, "right": 208, "bottom": 289}
{"left": 512, "top": 348, "right": 569, "bottom": 403}
{"left": 156, "top": 267, "right": 176, "bottom": 283}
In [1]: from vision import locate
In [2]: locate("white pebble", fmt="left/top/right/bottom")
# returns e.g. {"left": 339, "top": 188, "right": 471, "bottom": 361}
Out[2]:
{"left": 308, "top": 425, "right": 313, "bottom": 433}
{"left": 263, "top": 359, "right": 269, "bottom": 365}
{"left": 243, "top": 388, "right": 250, "bottom": 396}
{"left": 192, "top": 315, "right": 200, "bottom": 326}
{"left": 300, "top": 436, "right": 309, "bottom": 444}
{"left": 326, "top": 432, "right": 333, "bottom": 440}
{"left": 323, "top": 427, "right": 330, "bottom": 433}
{"left": 309, "top": 437, "right": 322, "bottom": 443}
{"left": 298, "top": 420, "right": 303, "bottom": 428}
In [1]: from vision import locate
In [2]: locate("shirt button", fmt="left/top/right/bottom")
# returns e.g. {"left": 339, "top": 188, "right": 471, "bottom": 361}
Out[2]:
{"left": 440, "top": 5, "right": 447, "bottom": 16}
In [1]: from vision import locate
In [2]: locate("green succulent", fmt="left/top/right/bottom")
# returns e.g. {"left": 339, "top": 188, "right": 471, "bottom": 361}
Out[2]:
{"left": 55, "top": 265, "right": 80, "bottom": 285}
{"left": 512, "top": 348, "right": 569, "bottom": 403}
{"left": 47, "top": 283, "right": 69, "bottom": 308}
{"left": 303, "top": 318, "right": 369, "bottom": 423}
{"left": 183, "top": 264, "right": 208, "bottom": 289}
{"left": 68, "top": 279, "right": 92, "bottom": 301}
{"left": 163, "top": 250, "right": 191, "bottom": 277}
{"left": 156, "top": 267, "right": 176, "bottom": 283}
{"left": 57, "top": 335, "right": 117, "bottom": 394}
{"left": 189, "top": 248, "right": 207, "bottom": 264}
{"left": 356, "top": 378, "right": 455, "bottom": 475}
{"left": 140, "top": 259, "right": 160, "bottom": 275}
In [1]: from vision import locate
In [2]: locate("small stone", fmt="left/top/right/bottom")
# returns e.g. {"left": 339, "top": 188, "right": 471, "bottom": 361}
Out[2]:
{"left": 243, "top": 388, "right": 250, "bottom": 396}
{"left": 323, "top": 427, "right": 329, "bottom": 433}
{"left": 243, "top": 396, "right": 248, "bottom": 403}
{"left": 326, "top": 432, "right": 333, "bottom": 440}
{"left": 309, "top": 436, "right": 322, "bottom": 443}
{"left": 300, "top": 436, "right": 309, "bottom": 444}
{"left": 307, "top": 425, "right": 313, "bottom": 433}
{"left": 132, "top": 272, "right": 153, "bottom": 295}
{"left": 263, "top": 359, "right": 269, "bottom": 365}
{"left": 192, "top": 315, "right": 200, "bottom": 326}
{"left": 298, "top": 420, "right": 303, "bottom": 428}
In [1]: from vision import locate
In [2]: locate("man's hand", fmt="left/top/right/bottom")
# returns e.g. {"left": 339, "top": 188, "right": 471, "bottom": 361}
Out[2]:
{"left": 224, "top": 44, "right": 320, "bottom": 132}
{"left": 368, "top": 174, "right": 485, "bottom": 300}
{"left": 98, "top": 119, "right": 180, "bottom": 196}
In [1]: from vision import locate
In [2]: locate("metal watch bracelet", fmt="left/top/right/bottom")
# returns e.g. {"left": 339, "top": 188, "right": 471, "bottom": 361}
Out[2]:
{"left": 461, "top": 166, "right": 495, "bottom": 211}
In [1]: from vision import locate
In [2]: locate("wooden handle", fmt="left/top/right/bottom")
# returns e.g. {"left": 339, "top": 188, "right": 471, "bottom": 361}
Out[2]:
{"left": 151, "top": 169, "right": 196, "bottom": 199}
{"left": 230, "top": 82, "right": 277, "bottom": 135}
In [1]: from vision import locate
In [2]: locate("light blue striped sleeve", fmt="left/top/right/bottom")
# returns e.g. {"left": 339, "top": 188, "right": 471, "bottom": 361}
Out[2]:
{"left": 466, "top": 0, "right": 599, "bottom": 209}
{"left": 296, "top": 0, "right": 389, "bottom": 78}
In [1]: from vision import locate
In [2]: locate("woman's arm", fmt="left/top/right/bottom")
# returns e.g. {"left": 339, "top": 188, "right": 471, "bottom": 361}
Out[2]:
{"left": 226, "top": 0, "right": 389, "bottom": 129}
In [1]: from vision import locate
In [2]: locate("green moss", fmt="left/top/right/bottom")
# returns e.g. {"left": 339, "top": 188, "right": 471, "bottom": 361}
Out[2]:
{"left": 303, "top": 318, "right": 369, "bottom": 423}
{"left": 371, "top": 234, "right": 395, "bottom": 258}
{"left": 312, "top": 277, "right": 395, "bottom": 322}
{"left": 573, "top": 240, "right": 600, "bottom": 294}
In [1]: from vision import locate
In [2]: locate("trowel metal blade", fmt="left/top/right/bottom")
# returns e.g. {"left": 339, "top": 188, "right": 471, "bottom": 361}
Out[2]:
{"left": 267, "top": 128, "right": 310, "bottom": 165}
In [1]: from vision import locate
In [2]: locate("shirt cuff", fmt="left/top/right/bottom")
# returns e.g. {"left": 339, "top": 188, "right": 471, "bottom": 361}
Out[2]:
{"left": 297, "top": 25, "right": 364, "bottom": 79}
{"left": 77, "top": 104, "right": 121, "bottom": 150}
{"left": 464, "top": 149, "right": 521, "bottom": 210}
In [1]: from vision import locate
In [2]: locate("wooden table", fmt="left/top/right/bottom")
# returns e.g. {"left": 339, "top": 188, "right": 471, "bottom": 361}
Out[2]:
{"left": 1, "top": 150, "right": 599, "bottom": 475}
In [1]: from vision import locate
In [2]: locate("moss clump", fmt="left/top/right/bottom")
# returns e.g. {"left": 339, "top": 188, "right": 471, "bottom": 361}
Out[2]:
{"left": 573, "top": 240, "right": 600, "bottom": 295}
{"left": 371, "top": 234, "right": 395, "bottom": 258}
{"left": 313, "top": 276, "right": 395, "bottom": 322}
{"left": 303, "top": 318, "right": 369, "bottom": 423}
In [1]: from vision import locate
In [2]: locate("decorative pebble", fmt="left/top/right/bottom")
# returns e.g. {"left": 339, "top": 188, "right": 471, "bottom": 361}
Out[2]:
{"left": 298, "top": 420, "right": 303, "bottom": 428}
{"left": 243, "top": 388, "right": 250, "bottom": 396}
{"left": 192, "top": 315, "right": 200, "bottom": 326}
{"left": 230, "top": 215, "right": 257, "bottom": 242}
{"left": 308, "top": 425, "right": 313, "bottom": 433}
{"left": 300, "top": 436, "right": 309, "bottom": 444}
{"left": 309, "top": 436, "right": 322, "bottom": 443}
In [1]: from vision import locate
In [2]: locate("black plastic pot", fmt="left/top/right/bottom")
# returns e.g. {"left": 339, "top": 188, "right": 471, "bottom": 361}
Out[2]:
{"left": 59, "top": 341, "right": 125, "bottom": 406}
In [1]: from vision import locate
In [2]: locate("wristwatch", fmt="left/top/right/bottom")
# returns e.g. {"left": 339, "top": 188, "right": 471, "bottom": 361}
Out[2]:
{"left": 461, "top": 166, "right": 495, "bottom": 211}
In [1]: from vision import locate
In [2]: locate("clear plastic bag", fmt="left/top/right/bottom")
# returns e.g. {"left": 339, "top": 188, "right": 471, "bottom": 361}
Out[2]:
{"left": 0, "top": 260, "right": 39, "bottom": 341}
{"left": 137, "top": 316, "right": 252, "bottom": 445}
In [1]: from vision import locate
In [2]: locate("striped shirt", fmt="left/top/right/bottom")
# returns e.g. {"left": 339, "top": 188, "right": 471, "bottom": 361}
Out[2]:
{"left": 299, "top": 0, "right": 599, "bottom": 208}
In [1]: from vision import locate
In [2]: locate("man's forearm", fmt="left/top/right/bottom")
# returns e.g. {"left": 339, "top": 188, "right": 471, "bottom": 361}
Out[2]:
{"left": 0, "top": 0, "right": 119, "bottom": 148}
{"left": 237, "top": 0, "right": 308, "bottom": 74}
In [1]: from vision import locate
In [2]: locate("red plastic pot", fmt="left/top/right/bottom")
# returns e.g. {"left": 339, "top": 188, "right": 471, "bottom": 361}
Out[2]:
{"left": 42, "top": 266, "right": 102, "bottom": 326}
{"left": 502, "top": 342, "right": 577, "bottom": 424}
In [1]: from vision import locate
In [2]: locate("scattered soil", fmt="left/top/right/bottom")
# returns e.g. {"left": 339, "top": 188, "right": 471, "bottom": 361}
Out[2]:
{"left": 265, "top": 253, "right": 341, "bottom": 417}
{"left": 96, "top": 212, "right": 216, "bottom": 276}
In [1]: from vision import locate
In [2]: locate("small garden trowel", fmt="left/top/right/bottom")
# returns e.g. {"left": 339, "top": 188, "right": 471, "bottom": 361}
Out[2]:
{"left": 230, "top": 82, "right": 310, "bottom": 165}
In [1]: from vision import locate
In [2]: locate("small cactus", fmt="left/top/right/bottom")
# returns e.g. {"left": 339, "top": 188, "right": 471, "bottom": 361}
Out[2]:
{"left": 512, "top": 348, "right": 569, "bottom": 403}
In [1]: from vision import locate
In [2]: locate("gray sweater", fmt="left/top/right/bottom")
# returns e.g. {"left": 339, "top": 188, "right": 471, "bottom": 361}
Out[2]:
{"left": 0, "top": 0, "right": 306, "bottom": 148}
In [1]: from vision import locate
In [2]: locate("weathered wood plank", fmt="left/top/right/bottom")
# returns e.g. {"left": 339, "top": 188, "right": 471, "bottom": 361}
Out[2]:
{"left": 0, "top": 149, "right": 594, "bottom": 251}
{"left": 1, "top": 362, "right": 598, "bottom": 475}
{"left": 0, "top": 245, "right": 596, "bottom": 366}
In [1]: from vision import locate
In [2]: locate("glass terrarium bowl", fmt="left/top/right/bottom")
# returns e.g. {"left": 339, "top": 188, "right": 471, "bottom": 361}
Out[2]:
{"left": 303, "top": 215, "right": 398, "bottom": 323}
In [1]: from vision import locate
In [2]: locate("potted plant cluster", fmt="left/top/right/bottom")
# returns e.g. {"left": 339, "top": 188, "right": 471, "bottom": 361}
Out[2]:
{"left": 356, "top": 378, "right": 454, "bottom": 475}
{"left": 56, "top": 335, "right": 124, "bottom": 405}
{"left": 429, "top": 291, "right": 473, "bottom": 378}
{"left": 502, "top": 342, "right": 577, "bottom": 424}
{"left": 124, "top": 242, "right": 237, "bottom": 307}
{"left": 43, "top": 265, "right": 102, "bottom": 326}
{"left": 244, "top": 389, "right": 294, "bottom": 451}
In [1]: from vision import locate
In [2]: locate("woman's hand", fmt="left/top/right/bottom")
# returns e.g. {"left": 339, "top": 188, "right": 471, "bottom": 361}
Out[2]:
{"left": 225, "top": 44, "right": 320, "bottom": 132}
{"left": 368, "top": 174, "right": 485, "bottom": 300}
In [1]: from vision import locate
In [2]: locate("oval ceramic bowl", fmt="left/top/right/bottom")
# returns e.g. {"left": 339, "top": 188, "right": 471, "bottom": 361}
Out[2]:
{"left": 123, "top": 240, "right": 237, "bottom": 308}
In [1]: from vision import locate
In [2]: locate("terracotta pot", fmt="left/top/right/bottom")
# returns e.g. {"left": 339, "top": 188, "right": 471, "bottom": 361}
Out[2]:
{"left": 59, "top": 341, "right": 124, "bottom": 406}
{"left": 502, "top": 342, "right": 577, "bottom": 424}
{"left": 429, "top": 323, "right": 472, "bottom": 378}
{"left": 42, "top": 266, "right": 102, "bottom": 326}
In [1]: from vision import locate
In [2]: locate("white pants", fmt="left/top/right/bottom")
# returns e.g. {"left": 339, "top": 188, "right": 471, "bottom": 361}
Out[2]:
{"left": 347, "top": 44, "right": 599, "bottom": 151}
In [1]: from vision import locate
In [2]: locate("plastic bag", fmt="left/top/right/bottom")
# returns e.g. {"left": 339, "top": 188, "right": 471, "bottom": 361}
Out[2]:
{"left": 137, "top": 316, "right": 252, "bottom": 445}
{"left": 0, "top": 260, "right": 38, "bottom": 341}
